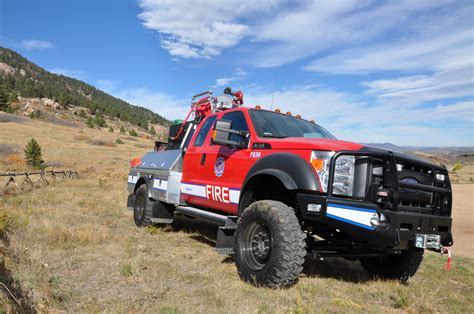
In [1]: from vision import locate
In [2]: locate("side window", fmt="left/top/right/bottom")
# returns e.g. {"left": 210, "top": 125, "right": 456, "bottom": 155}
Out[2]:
{"left": 222, "top": 111, "right": 249, "bottom": 144}
{"left": 193, "top": 115, "right": 217, "bottom": 147}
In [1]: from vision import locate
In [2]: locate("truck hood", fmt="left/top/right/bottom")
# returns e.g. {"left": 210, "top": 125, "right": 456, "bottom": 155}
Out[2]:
{"left": 263, "top": 137, "right": 364, "bottom": 151}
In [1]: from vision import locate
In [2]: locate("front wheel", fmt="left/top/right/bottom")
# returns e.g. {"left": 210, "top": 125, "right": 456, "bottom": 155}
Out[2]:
{"left": 234, "top": 200, "right": 306, "bottom": 288}
{"left": 360, "top": 249, "right": 424, "bottom": 282}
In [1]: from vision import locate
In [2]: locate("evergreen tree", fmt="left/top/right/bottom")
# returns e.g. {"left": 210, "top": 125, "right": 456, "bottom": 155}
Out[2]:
{"left": 109, "top": 126, "right": 114, "bottom": 132}
{"left": 120, "top": 126, "right": 126, "bottom": 134}
{"left": 149, "top": 126, "right": 156, "bottom": 135}
{"left": 77, "top": 109, "right": 87, "bottom": 118}
{"left": 86, "top": 117, "right": 94, "bottom": 128}
{"left": 129, "top": 129, "right": 138, "bottom": 137}
{"left": 0, "top": 88, "right": 8, "bottom": 111}
{"left": 24, "top": 138, "right": 44, "bottom": 169}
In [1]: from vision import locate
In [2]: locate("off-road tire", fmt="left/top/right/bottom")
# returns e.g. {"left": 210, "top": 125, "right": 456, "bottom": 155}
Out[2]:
{"left": 133, "top": 185, "right": 152, "bottom": 227}
{"left": 234, "top": 200, "right": 306, "bottom": 288}
{"left": 360, "top": 249, "right": 424, "bottom": 282}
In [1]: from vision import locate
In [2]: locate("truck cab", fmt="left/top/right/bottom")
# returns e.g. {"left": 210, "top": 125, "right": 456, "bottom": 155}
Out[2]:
{"left": 127, "top": 88, "right": 453, "bottom": 288}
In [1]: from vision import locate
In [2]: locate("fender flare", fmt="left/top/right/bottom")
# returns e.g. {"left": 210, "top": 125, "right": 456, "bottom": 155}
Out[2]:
{"left": 134, "top": 176, "right": 154, "bottom": 199}
{"left": 240, "top": 152, "right": 320, "bottom": 201}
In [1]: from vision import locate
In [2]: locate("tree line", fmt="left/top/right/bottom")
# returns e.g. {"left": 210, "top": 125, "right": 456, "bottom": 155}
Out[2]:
{"left": 0, "top": 47, "right": 169, "bottom": 129}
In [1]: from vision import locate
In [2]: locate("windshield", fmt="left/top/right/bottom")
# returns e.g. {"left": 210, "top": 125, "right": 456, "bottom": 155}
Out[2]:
{"left": 249, "top": 109, "right": 336, "bottom": 139}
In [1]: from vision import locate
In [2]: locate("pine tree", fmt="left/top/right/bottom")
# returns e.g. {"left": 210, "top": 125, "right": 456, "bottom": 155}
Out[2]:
{"left": 86, "top": 117, "right": 94, "bottom": 128}
{"left": 24, "top": 138, "right": 44, "bottom": 169}
{"left": 0, "top": 88, "right": 8, "bottom": 111}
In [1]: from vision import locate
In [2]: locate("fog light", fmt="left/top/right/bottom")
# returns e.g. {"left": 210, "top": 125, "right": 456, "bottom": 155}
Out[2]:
{"left": 436, "top": 173, "right": 445, "bottom": 181}
{"left": 307, "top": 203, "right": 322, "bottom": 213}
{"left": 370, "top": 213, "right": 389, "bottom": 229}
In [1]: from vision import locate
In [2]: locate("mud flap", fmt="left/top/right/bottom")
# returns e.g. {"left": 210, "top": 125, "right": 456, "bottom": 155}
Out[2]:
{"left": 216, "top": 216, "right": 238, "bottom": 255}
{"left": 127, "top": 194, "right": 135, "bottom": 211}
{"left": 150, "top": 200, "right": 174, "bottom": 224}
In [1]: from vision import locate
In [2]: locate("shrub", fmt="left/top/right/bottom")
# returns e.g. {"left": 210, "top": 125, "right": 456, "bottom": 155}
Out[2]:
{"left": 29, "top": 109, "right": 43, "bottom": 119}
{"left": 115, "top": 138, "right": 124, "bottom": 144}
{"left": 129, "top": 129, "right": 138, "bottom": 137}
{"left": 119, "top": 126, "right": 126, "bottom": 134}
{"left": 24, "top": 138, "right": 44, "bottom": 169}
{"left": 149, "top": 126, "right": 156, "bottom": 135}
{"left": 77, "top": 109, "right": 87, "bottom": 118}
{"left": 86, "top": 117, "right": 94, "bottom": 128}
{"left": 109, "top": 126, "right": 114, "bottom": 132}
{"left": 94, "top": 115, "right": 107, "bottom": 128}
{"left": 0, "top": 88, "right": 9, "bottom": 111}
{"left": 452, "top": 163, "right": 463, "bottom": 172}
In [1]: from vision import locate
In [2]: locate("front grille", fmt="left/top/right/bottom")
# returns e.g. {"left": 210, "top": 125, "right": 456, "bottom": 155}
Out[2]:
{"left": 327, "top": 150, "right": 452, "bottom": 217}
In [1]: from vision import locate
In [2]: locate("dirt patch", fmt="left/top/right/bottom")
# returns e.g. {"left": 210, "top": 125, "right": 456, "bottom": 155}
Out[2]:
{"left": 451, "top": 184, "right": 474, "bottom": 258}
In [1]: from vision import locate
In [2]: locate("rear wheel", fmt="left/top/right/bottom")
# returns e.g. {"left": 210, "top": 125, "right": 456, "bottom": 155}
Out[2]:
{"left": 360, "top": 249, "right": 424, "bottom": 282}
{"left": 234, "top": 200, "right": 306, "bottom": 288}
{"left": 134, "top": 185, "right": 152, "bottom": 227}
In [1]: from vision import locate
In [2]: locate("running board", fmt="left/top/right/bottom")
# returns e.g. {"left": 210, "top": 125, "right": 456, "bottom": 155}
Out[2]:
{"left": 175, "top": 206, "right": 228, "bottom": 225}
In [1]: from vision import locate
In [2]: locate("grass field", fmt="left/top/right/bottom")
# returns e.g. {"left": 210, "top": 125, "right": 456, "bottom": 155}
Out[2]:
{"left": 1, "top": 113, "right": 473, "bottom": 312}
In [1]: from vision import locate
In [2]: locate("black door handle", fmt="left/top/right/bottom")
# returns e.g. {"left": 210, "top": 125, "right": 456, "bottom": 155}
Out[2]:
{"left": 200, "top": 153, "right": 207, "bottom": 165}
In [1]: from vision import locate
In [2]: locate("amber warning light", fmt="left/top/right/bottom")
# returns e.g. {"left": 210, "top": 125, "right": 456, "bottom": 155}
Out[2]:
{"left": 130, "top": 157, "right": 142, "bottom": 168}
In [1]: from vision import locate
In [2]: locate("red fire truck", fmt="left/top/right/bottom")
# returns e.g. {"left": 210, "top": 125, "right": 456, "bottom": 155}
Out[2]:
{"left": 127, "top": 88, "right": 453, "bottom": 287}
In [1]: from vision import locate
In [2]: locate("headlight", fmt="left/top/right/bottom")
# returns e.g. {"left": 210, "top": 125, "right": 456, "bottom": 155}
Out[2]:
{"left": 310, "top": 151, "right": 355, "bottom": 196}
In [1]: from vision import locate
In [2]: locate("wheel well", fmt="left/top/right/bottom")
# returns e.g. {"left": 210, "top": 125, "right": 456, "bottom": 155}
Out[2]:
{"left": 134, "top": 178, "right": 146, "bottom": 194}
{"left": 239, "top": 174, "right": 297, "bottom": 214}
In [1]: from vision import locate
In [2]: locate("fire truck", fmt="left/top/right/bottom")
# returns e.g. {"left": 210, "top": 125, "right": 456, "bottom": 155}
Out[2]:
{"left": 127, "top": 88, "right": 453, "bottom": 287}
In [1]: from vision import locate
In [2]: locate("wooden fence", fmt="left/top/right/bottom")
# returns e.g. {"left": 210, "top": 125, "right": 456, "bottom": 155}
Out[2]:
{"left": 0, "top": 170, "right": 79, "bottom": 196}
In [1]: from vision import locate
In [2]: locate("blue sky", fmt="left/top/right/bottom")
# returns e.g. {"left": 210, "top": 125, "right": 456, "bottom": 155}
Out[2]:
{"left": 1, "top": 0, "right": 473, "bottom": 146}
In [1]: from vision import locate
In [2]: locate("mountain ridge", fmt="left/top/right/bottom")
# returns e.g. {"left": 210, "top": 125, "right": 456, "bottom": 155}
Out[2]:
{"left": 0, "top": 46, "right": 169, "bottom": 128}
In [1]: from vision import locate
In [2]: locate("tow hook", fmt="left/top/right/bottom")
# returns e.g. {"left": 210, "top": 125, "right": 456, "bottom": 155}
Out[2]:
{"left": 440, "top": 247, "right": 452, "bottom": 271}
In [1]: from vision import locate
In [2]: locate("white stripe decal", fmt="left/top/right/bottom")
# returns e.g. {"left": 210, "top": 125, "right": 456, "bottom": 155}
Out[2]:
{"left": 180, "top": 183, "right": 207, "bottom": 198}
{"left": 153, "top": 179, "right": 168, "bottom": 191}
{"left": 128, "top": 175, "right": 138, "bottom": 184}
{"left": 326, "top": 205, "right": 376, "bottom": 228}
{"left": 229, "top": 189, "right": 240, "bottom": 204}
{"left": 180, "top": 182, "right": 240, "bottom": 205}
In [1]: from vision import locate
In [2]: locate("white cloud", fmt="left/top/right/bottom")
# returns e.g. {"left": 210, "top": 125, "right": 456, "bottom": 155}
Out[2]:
{"left": 114, "top": 87, "right": 188, "bottom": 121}
{"left": 245, "top": 85, "right": 473, "bottom": 146}
{"left": 214, "top": 68, "right": 247, "bottom": 87}
{"left": 137, "top": 0, "right": 284, "bottom": 58}
{"left": 21, "top": 39, "right": 54, "bottom": 50}
{"left": 252, "top": 0, "right": 460, "bottom": 67}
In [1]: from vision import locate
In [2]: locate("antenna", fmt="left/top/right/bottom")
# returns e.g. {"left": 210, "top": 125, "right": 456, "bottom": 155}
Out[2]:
{"left": 270, "top": 72, "right": 277, "bottom": 110}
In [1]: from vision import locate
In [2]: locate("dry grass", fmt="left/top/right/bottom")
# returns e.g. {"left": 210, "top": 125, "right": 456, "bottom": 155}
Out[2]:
{"left": 0, "top": 112, "right": 473, "bottom": 312}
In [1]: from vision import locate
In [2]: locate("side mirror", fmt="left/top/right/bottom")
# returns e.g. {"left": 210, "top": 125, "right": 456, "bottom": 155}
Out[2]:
{"left": 211, "top": 119, "right": 248, "bottom": 148}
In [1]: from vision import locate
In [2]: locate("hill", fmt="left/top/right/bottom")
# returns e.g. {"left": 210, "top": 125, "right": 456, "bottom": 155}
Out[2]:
{"left": 0, "top": 47, "right": 168, "bottom": 128}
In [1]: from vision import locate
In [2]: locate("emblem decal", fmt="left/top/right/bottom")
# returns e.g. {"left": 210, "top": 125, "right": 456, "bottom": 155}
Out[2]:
{"left": 214, "top": 157, "right": 225, "bottom": 177}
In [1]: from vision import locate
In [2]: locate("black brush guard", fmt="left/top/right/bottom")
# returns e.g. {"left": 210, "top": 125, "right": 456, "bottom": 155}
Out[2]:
{"left": 297, "top": 150, "right": 453, "bottom": 251}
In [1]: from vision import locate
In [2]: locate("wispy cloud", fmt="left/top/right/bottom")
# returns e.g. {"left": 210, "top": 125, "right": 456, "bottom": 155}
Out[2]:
{"left": 245, "top": 85, "right": 473, "bottom": 146}
{"left": 113, "top": 87, "right": 188, "bottom": 120}
{"left": 21, "top": 39, "right": 54, "bottom": 50}
{"left": 214, "top": 68, "right": 247, "bottom": 87}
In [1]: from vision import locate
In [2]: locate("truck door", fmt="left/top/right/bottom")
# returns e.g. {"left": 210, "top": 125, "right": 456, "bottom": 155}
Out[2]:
{"left": 180, "top": 114, "right": 217, "bottom": 207}
{"left": 199, "top": 110, "right": 253, "bottom": 214}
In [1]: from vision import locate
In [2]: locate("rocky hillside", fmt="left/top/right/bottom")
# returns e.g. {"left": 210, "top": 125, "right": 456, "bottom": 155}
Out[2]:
{"left": 0, "top": 46, "right": 169, "bottom": 128}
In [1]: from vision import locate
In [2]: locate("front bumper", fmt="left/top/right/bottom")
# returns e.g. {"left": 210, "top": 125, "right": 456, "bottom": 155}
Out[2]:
{"left": 297, "top": 193, "right": 453, "bottom": 250}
